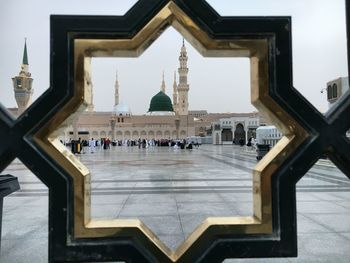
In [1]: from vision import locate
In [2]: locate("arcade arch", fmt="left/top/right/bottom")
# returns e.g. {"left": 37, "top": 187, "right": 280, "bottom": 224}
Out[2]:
{"left": 148, "top": 131, "right": 155, "bottom": 138}
{"left": 116, "top": 131, "right": 123, "bottom": 139}
{"left": 140, "top": 130, "right": 147, "bottom": 138}
{"left": 164, "top": 130, "right": 170, "bottom": 138}
{"left": 221, "top": 128, "right": 233, "bottom": 143}
{"left": 172, "top": 131, "right": 177, "bottom": 138}
{"left": 124, "top": 131, "right": 131, "bottom": 138}
{"left": 132, "top": 131, "right": 139, "bottom": 139}
{"left": 92, "top": 131, "right": 98, "bottom": 138}
{"left": 234, "top": 123, "right": 246, "bottom": 145}
{"left": 156, "top": 131, "right": 162, "bottom": 139}
{"left": 180, "top": 130, "right": 186, "bottom": 137}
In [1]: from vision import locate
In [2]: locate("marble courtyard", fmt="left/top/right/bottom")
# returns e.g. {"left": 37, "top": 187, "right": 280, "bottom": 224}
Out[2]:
{"left": 1, "top": 145, "right": 350, "bottom": 262}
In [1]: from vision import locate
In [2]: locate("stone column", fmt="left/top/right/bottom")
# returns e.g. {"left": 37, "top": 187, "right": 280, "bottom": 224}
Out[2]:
{"left": 110, "top": 117, "right": 116, "bottom": 141}
{"left": 174, "top": 115, "right": 180, "bottom": 139}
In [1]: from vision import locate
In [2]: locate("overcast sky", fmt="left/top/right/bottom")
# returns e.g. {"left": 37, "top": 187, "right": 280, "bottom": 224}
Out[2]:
{"left": 0, "top": 0, "right": 347, "bottom": 114}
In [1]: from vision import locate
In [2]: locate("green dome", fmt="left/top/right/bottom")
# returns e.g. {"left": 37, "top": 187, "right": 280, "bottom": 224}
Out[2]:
{"left": 148, "top": 91, "right": 174, "bottom": 112}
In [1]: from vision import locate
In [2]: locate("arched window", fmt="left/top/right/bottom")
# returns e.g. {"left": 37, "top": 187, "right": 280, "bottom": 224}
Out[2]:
{"left": 332, "top": 83, "right": 338, "bottom": 99}
{"left": 327, "top": 85, "right": 332, "bottom": 100}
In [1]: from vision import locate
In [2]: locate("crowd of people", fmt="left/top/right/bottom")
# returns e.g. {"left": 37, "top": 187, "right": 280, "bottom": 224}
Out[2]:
{"left": 62, "top": 137, "right": 199, "bottom": 154}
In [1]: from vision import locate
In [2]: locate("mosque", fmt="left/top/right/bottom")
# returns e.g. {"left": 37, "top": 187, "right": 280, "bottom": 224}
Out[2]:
{"left": 10, "top": 40, "right": 265, "bottom": 144}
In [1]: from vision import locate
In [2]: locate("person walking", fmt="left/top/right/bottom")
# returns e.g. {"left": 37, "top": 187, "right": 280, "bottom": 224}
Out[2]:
{"left": 89, "top": 138, "right": 96, "bottom": 153}
{"left": 251, "top": 137, "right": 256, "bottom": 150}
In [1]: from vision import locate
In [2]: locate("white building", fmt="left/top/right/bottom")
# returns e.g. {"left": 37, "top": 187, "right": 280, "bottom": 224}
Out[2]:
{"left": 326, "top": 77, "right": 349, "bottom": 108}
{"left": 212, "top": 115, "right": 261, "bottom": 145}
{"left": 326, "top": 77, "right": 350, "bottom": 138}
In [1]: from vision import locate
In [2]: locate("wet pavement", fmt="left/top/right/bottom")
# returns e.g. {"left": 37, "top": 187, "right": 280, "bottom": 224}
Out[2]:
{"left": 1, "top": 145, "right": 350, "bottom": 262}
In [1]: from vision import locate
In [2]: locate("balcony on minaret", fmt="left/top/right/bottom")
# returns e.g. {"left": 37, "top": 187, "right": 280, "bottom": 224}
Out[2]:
{"left": 13, "top": 77, "right": 33, "bottom": 91}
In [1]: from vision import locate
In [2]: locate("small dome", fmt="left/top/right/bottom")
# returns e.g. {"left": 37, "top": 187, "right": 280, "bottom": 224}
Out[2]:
{"left": 113, "top": 102, "right": 131, "bottom": 116}
{"left": 148, "top": 91, "right": 174, "bottom": 112}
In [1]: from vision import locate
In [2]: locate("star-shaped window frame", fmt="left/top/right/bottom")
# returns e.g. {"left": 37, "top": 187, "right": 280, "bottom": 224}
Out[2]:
{"left": 2, "top": 0, "right": 350, "bottom": 262}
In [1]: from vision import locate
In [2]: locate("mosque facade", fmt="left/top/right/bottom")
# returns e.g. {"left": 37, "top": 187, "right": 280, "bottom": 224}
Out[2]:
{"left": 9, "top": 40, "right": 264, "bottom": 144}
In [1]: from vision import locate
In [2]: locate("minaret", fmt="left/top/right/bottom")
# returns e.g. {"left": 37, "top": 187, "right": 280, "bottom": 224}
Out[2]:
{"left": 161, "top": 71, "right": 166, "bottom": 93}
{"left": 177, "top": 39, "right": 189, "bottom": 115}
{"left": 114, "top": 70, "right": 119, "bottom": 106}
{"left": 12, "top": 39, "right": 34, "bottom": 115}
{"left": 173, "top": 71, "right": 178, "bottom": 114}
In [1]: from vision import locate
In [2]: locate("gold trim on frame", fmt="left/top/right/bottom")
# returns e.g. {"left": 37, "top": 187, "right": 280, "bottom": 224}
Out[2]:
{"left": 34, "top": 1, "right": 308, "bottom": 262}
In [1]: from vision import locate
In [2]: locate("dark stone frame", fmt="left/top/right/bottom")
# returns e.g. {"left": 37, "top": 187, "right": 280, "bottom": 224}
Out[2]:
{"left": 0, "top": 0, "right": 349, "bottom": 262}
